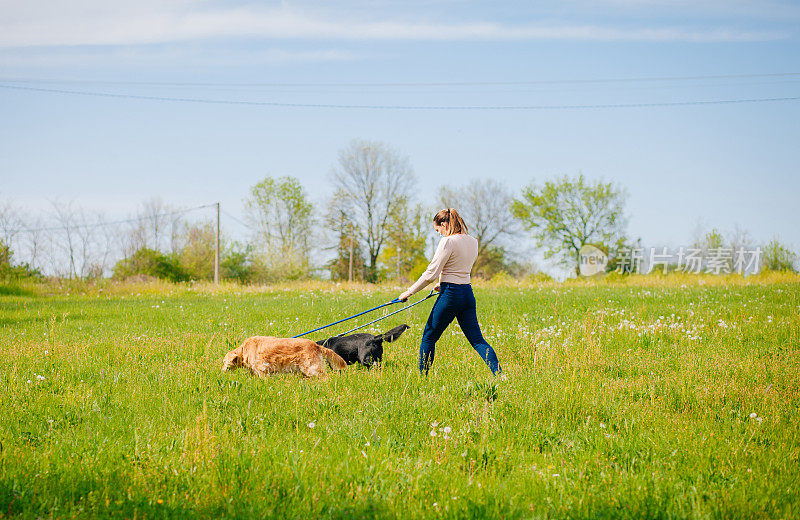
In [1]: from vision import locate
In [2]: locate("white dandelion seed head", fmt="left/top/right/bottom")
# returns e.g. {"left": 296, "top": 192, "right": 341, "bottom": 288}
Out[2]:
{"left": 430, "top": 430, "right": 437, "bottom": 437}
{"left": 308, "top": 422, "right": 315, "bottom": 429}
{"left": 749, "top": 412, "right": 757, "bottom": 419}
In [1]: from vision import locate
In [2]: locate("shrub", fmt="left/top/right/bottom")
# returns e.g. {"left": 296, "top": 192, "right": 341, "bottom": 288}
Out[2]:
{"left": 763, "top": 238, "right": 798, "bottom": 272}
{"left": 0, "top": 240, "right": 41, "bottom": 280}
{"left": 113, "top": 248, "right": 188, "bottom": 282}
{"left": 221, "top": 247, "right": 254, "bottom": 284}
{"left": 527, "top": 271, "right": 554, "bottom": 283}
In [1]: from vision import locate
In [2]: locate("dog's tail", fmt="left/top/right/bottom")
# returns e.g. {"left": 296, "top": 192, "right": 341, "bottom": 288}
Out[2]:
{"left": 380, "top": 324, "right": 410, "bottom": 343}
{"left": 319, "top": 345, "right": 347, "bottom": 371}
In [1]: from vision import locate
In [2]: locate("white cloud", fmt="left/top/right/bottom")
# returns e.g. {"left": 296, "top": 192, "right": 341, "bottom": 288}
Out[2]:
{"left": 589, "top": 0, "right": 800, "bottom": 16}
{"left": 0, "top": 46, "right": 361, "bottom": 68}
{"left": 0, "top": 2, "right": 788, "bottom": 48}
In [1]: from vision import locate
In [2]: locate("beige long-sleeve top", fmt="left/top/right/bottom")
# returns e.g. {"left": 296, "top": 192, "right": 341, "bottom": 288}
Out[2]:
{"left": 406, "top": 233, "right": 478, "bottom": 296}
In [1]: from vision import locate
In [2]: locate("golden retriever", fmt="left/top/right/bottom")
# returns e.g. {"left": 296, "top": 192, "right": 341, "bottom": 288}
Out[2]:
{"left": 222, "top": 336, "right": 347, "bottom": 378}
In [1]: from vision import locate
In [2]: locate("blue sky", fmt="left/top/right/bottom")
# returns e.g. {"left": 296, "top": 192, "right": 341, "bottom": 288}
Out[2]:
{"left": 1, "top": 0, "right": 799, "bottom": 262}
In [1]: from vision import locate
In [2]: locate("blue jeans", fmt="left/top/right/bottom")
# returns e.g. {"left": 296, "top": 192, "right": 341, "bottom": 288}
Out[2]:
{"left": 419, "top": 282, "right": 501, "bottom": 375}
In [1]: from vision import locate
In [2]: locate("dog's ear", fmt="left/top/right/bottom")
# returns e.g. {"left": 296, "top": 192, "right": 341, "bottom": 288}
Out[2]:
{"left": 316, "top": 336, "right": 337, "bottom": 347}
{"left": 378, "top": 324, "right": 410, "bottom": 343}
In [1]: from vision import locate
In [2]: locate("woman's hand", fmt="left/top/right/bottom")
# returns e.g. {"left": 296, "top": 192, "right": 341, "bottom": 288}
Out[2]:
{"left": 398, "top": 290, "right": 412, "bottom": 302}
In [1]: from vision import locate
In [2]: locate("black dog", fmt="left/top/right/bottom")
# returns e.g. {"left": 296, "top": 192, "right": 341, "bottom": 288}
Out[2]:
{"left": 317, "top": 324, "right": 410, "bottom": 368}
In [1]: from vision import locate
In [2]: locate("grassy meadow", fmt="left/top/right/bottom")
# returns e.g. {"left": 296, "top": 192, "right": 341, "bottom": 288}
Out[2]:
{"left": 1, "top": 273, "right": 799, "bottom": 519}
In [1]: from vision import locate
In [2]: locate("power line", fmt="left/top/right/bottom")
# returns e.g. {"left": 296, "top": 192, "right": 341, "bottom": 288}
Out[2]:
{"left": 1, "top": 72, "right": 799, "bottom": 88}
{"left": 221, "top": 209, "right": 255, "bottom": 230}
{"left": 9, "top": 203, "right": 217, "bottom": 234}
{"left": 1, "top": 83, "right": 798, "bottom": 110}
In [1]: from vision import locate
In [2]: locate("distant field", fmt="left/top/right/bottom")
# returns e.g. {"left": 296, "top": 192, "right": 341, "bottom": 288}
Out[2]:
{"left": 1, "top": 274, "right": 799, "bottom": 519}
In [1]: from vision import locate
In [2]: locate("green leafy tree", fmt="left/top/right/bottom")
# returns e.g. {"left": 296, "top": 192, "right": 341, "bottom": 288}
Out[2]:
{"left": 694, "top": 228, "right": 726, "bottom": 251}
{"left": 763, "top": 238, "right": 798, "bottom": 272}
{"left": 689, "top": 227, "right": 731, "bottom": 273}
{"left": 511, "top": 174, "right": 628, "bottom": 276}
{"left": 178, "top": 221, "right": 216, "bottom": 280}
{"left": 324, "top": 188, "right": 365, "bottom": 282}
{"left": 377, "top": 197, "right": 428, "bottom": 282}
{"left": 0, "top": 239, "right": 12, "bottom": 272}
{"left": 605, "top": 237, "right": 642, "bottom": 274}
{"left": 472, "top": 245, "right": 512, "bottom": 279}
{"left": 327, "top": 227, "right": 366, "bottom": 282}
{"left": 245, "top": 176, "right": 314, "bottom": 278}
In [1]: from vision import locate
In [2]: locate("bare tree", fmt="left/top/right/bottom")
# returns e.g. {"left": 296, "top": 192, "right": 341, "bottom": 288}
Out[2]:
{"left": 331, "top": 139, "right": 415, "bottom": 282}
{"left": 169, "top": 214, "right": 185, "bottom": 254}
{"left": 40, "top": 226, "right": 61, "bottom": 277}
{"left": 122, "top": 198, "right": 184, "bottom": 255}
{"left": 4, "top": 198, "right": 194, "bottom": 278}
{"left": 72, "top": 211, "right": 113, "bottom": 279}
{"left": 0, "top": 200, "right": 23, "bottom": 248}
{"left": 73, "top": 213, "right": 94, "bottom": 279}
{"left": 438, "top": 179, "right": 516, "bottom": 260}
{"left": 325, "top": 188, "right": 357, "bottom": 236}
{"left": 48, "top": 201, "right": 107, "bottom": 279}
{"left": 96, "top": 214, "right": 122, "bottom": 277}
{"left": 141, "top": 197, "right": 173, "bottom": 251}
{"left": 0, "top": 201, "right": 24, "bottom": 273}
{"left": 728, "top": 223, "right": 755, "bottom": 253}
{"left": 123, "top": 220, "right": 148, "bottom": 257}
{"left": 21, "top": 215, "right": 45, "bottom": 272}
{"left": 50, "top": 200, "right": 80, "bottom": 278}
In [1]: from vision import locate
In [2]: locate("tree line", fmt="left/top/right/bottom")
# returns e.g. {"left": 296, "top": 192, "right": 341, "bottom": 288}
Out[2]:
{"left": 1, "top": 139, "right": 797, "bottom": 282}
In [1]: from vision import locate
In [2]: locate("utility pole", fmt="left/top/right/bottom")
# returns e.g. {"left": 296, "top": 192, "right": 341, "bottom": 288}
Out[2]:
{"left": 214, "top": 202, "right": 220, "bottom": 285}
{"left": 348, "top": 224, "right": 354, "bottom": 283}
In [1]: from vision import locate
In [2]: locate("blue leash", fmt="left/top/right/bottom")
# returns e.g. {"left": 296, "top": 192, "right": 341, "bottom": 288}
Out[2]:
{"left": 334, "top": 290, "right": 437, "bottom": 337}
{"left": 292, "top": 290, "right": 437, "bottom": 338}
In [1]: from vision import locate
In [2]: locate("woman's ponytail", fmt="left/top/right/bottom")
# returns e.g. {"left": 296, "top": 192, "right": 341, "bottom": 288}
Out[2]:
{"left": 433, "top": 208, "right": 469, "bottom": 235}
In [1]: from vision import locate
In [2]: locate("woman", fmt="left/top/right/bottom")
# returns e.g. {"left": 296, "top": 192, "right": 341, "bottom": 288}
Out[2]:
{"left": 399, "top": 208, "right": 502, "bottom": 376}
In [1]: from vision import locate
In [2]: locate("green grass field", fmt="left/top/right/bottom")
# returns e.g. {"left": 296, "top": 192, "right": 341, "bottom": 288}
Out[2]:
{"left": 1, "top": 274, "right": 799, "bottom": 519}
